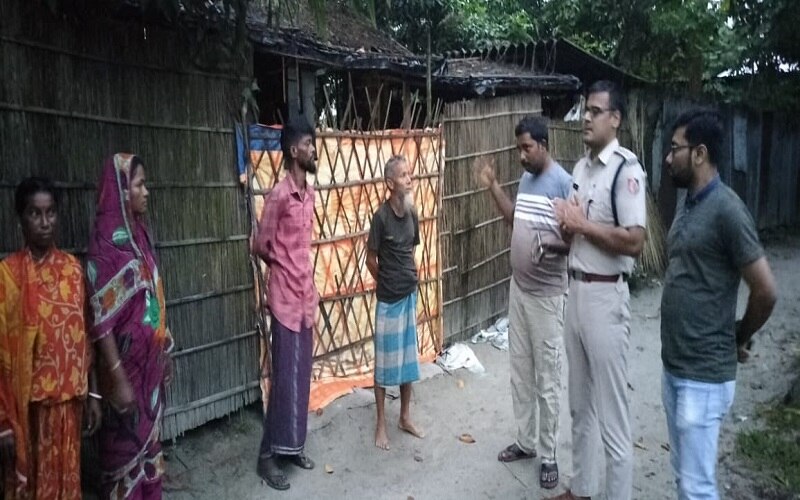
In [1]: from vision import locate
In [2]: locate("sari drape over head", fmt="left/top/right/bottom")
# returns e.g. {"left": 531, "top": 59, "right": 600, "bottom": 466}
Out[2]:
{"left": 86, "top": 154, "right": 170, "bottom": 500}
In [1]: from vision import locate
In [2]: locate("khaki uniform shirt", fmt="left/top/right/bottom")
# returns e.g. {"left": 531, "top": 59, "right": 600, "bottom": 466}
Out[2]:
{"left": 568, "top": 139, "right": 647, "bottom": 275}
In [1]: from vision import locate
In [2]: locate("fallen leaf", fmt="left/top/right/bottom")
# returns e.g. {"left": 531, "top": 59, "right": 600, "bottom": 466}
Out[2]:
{"left": 634, "top": 437, "right": 648, "bottom": 451}
{"left": 661, "top": 443, "right": 671, "bottom": 452}
{"left": 414, "top": 454, "right": 423, "bottom": 462}
{"left": 316, "top": 408, "right": 324, "bottom": 416}
{"left": 458, "top": 433, "right": 476, "bottom": 444}
{"left": 324, "top": 464, "right": 334, "bottom": 474}
{"left": 457, "top": 379, "right": 465, "bottom": 389}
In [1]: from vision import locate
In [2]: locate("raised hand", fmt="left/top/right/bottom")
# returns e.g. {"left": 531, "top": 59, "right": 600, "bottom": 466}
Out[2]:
{"left": 473, "top": 156, "right": 497, "bottom": 189}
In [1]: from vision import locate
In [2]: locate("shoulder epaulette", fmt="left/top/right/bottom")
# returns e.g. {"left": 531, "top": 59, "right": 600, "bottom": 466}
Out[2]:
{"left": 612, "top": 146, "right": 638, "bottom": 166}
{"left": 610, "top": 147, "right": 640, "bottom": 227}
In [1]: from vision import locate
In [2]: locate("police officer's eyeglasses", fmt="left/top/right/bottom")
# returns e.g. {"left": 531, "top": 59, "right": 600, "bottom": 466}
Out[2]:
{"left": 585, "top": 106, "right": 614, "bottom": 118}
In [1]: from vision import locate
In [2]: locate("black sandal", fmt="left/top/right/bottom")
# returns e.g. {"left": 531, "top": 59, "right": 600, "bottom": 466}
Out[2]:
{"left": 497, "top": 443, "right": 536, "bottom": 462}
{"left": 257, "top": 458, "right": 290, "bottom": 490}
{"left": 540, "top": 462, "right": 559, "bottom": 489}
{"left": 289, "top": 453, "right": 315, "bottom": 470}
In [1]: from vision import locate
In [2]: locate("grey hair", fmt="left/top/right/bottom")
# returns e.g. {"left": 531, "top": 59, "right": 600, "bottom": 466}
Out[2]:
{"left": 383, "top": 155, "right": 407, "bottom": 180}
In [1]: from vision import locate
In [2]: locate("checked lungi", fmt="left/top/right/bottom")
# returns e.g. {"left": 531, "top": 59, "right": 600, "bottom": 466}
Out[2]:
{"left": 373, "top": 291, "right": 420, "bottom": 387}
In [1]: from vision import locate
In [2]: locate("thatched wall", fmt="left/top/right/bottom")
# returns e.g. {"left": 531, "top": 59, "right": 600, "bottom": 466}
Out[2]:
{"left": 441, "top": 93, "right": 542, "bottom": 341}
{"left": 0, "top": 1, "right": 257, "bottom": 439}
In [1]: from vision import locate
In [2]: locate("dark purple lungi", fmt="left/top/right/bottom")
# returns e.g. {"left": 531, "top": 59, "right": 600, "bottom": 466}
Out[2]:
{"left": 258, "top": 315, "right": 313, "bottom": 458}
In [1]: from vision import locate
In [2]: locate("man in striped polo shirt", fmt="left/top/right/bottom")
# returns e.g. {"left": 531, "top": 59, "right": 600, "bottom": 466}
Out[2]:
{"left": 476, "top": 116, "right": 572, "bottom": 490}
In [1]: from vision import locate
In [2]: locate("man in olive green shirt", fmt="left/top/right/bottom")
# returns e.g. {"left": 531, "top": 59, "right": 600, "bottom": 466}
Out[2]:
{"left": 661, "top": 108, "right": 777, "bottom": 500}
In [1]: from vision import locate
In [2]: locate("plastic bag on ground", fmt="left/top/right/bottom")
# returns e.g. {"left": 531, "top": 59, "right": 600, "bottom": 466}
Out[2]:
{"left": 436, "top": 343, "right": 485, "bottom": 374}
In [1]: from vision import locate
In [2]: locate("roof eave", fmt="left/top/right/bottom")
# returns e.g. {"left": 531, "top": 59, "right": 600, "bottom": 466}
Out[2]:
{"left": 249, "top": 25, "right": 440, "bottom": 74}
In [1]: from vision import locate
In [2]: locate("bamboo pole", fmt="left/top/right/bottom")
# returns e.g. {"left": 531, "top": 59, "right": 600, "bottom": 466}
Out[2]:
{"left": 0, "top": 102, "right": 235, "bottom": 134}
{"left": 163, "top": 381, "right": 261, "bottom": 417}
{"left": 442, "top": 277, "right": 511, "bottom": 307}
{"left": 171, "top": 330, "right": 258, "bottom": 358}
{"left": 0, "top": 35, "right": 250, "bottom": 82}
{"left": 240, "top": 110, "right": 272, "bottom": 382}
{"left": 443, "top": 108, "right": 543, "bottom": 123}
{"left": 426, "top": 26, "right": 432, "bottom": 122}
{"left": 445, "top": 144, "right": 517, "bottom": 162}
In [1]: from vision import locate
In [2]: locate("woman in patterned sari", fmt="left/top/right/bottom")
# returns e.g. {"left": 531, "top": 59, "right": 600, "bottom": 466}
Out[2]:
{"left": 0, "top": 177, "right": 102, "bottom": 499}
{"left": 87, "top": 154, "right": 173, "bottom": 500}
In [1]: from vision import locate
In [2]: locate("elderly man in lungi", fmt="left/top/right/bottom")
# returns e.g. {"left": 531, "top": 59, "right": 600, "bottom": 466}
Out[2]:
{"left": 366, "top": 155, "right": 425, "bottom": 451}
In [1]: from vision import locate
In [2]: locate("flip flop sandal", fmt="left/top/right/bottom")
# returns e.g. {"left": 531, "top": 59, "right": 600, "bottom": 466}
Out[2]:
{"left": 540, "top": 462, "right": 559, "bottom": 489}
{"left": 497, "top": 443, "right": 536, "bottom": 462}
{"left": 289, "top": 453, "right": 315, "bottom": 470}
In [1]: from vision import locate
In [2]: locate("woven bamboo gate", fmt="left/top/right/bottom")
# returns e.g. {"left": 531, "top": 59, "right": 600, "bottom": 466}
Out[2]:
{"left": 0, "top": 1, "right": 258, "bottom": 440}
{"left": 440, "top": 92, "right": 542, "bottom": 341}
{"left": 248, "top": 128, "right": 444, "bottom": 409}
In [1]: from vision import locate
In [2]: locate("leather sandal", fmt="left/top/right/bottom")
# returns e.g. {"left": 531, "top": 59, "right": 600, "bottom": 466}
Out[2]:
{"left": 497, "top": 443, "right": 536, "bottom": 462}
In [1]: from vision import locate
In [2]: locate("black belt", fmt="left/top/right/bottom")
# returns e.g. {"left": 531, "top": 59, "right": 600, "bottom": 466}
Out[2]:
{"left": 569, "top": 270, "right": 628, "bottom": 283}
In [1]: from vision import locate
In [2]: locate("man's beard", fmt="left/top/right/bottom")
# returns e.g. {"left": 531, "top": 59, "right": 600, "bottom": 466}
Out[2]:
{"left": 669, "top": 165, "right": 691, "bottom": 188}
{"left": 301, "top": 158, "right": 317, "bottom": 174}
{"left": 522, "top": 160, "right": 543, "bottom": 175}
{"left": 402, "top": 190, "right": 415, "bottom": 211}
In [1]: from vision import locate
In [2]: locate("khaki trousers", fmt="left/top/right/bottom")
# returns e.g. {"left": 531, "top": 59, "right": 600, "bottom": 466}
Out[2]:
{"left": 508, "top": 278, "right": 565, "bottom": 463}
{"left": 565, "top": 277, "right": 633, "bottom": 500}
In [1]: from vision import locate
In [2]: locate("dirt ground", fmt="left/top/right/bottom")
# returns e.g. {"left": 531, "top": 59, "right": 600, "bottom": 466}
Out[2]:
{"left": 161, "top": 234, "right": 800, "bottom": 500}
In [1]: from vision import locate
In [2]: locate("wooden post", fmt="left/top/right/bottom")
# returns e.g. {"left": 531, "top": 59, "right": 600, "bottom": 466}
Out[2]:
{"left": 402, "top": 82, "right": 412, "bottom": 129}
{"left": 426, "top": 25, "right": 432, "bottom": 125}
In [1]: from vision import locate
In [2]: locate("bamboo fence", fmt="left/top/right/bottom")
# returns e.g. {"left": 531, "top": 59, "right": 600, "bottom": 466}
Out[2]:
{"left": 248, "top": 128, "right": 444, "bottom": 409}
{"left": 0, "top": 0, "right": 258, "bottom": 441}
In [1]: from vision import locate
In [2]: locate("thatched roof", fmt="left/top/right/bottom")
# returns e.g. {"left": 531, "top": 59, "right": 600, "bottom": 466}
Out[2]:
{"left": 251, "top": 0, "right": 411, "bottom": 56}
{"left": 442, "top": 38, "right": 651, "bottom": 88}
{"left": 246, "top": 0, "right": 430, "bottom": 74}
{"left": 434, "top": 58, "right": 580, "bottom": 97}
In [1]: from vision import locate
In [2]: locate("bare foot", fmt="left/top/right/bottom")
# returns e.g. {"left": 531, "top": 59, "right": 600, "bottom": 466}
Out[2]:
{"left": 398, "top": 418, "right": 425, "bottom": 439}
{"left": 375, "top": 423, "right": 390, "bottom": 451}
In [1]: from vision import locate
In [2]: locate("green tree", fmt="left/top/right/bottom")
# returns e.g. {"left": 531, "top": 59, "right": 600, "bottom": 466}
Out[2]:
{"left": 372, "top": 0, "right": 536, "bottom": 54}
{"left": 314, "top": 0, "right": 800, "bottom": 107}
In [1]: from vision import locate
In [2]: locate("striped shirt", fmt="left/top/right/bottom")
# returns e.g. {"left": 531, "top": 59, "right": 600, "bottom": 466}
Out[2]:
{"left": 510, "top": 163, "right": 572, "bottom": 296}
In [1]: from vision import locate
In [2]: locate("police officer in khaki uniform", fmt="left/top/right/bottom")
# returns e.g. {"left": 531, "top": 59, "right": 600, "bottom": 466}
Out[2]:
{"left": 547, "top": 80, "right": 647, "bottom": 500}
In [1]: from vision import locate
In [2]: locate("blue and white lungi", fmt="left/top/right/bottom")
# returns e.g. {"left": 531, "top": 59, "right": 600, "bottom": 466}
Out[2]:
{"left": 374, "top": 291, "right": 420, "bottom": 387}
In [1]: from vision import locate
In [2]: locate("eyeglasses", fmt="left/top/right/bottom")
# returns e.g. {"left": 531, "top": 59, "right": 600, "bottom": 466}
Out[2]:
{"left": 669, "top": 144, "right": 695, "bottom": 155}
{"left": 585, "top": 106, "right": 614, "bottom": 118}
